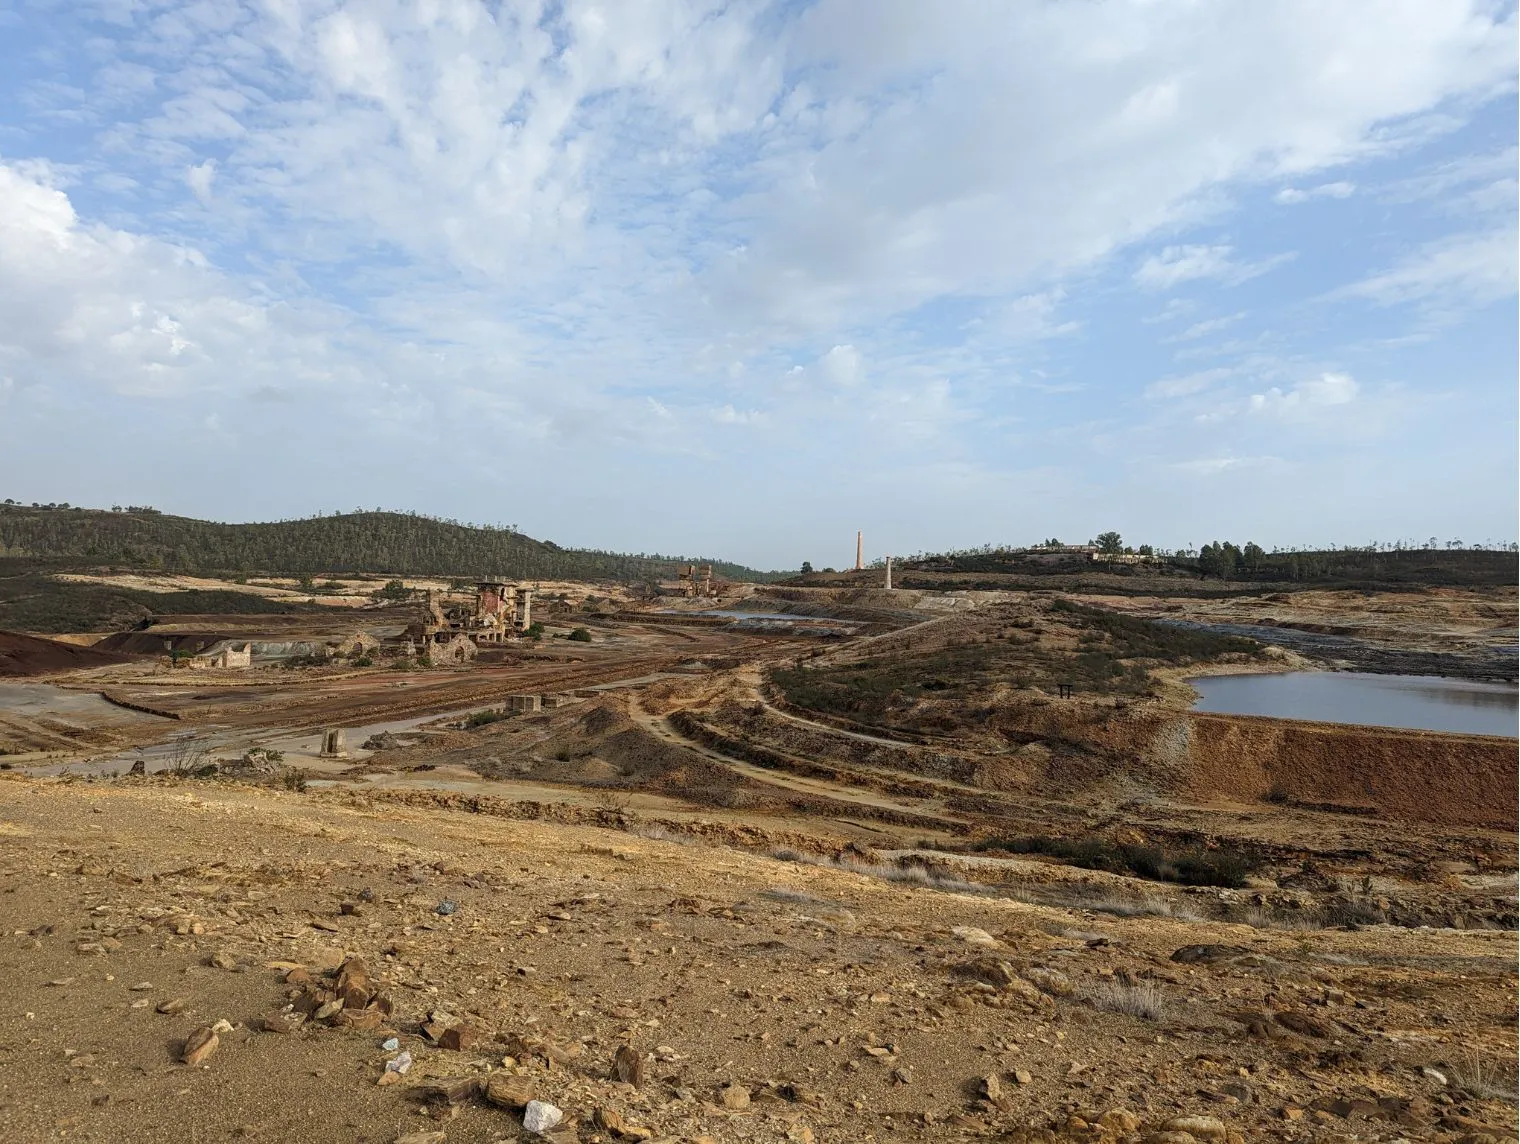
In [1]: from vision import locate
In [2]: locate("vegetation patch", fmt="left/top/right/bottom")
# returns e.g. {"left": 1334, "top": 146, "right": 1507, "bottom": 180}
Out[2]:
{"left": 971, "top": 833, "right": 1257, "bottom": 889}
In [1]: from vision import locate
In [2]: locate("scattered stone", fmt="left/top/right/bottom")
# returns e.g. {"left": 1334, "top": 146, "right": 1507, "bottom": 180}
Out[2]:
{"left": 309, "top": 919, "right": 340, "bottom": 933}
{"left": 523, "top": 1100, "right": 565, "bottom": 1134}
{"left": 340, "top": 901, "right": 362, "bottom": 916}
{"left": 719, "top": 1084, "right": 750, "bottom": 1110}
{"left": 1162, "top": 1115, "right": 1228, "bottom": 1141}
{"left": 384, "top": 1051, "right": 413, "bottom": 1077}
{"left": 210, "top": 949, "right": 239, "bottom": 970}
{"left": 613, "top": 1044, "right": 646, "bottom": 1088}
{"left": 129, "top": 981, "right": 152, "bottom": 991}
{"left": 1170, "top": 945, "right": 1248, "bottom": 965}
{"left": 181, "top": 1026, "right": 219, "bottom": 1066}
{"left": 394, "top": 1133, "right": 446, "bottom": 1144}
{"left": 1421, "top": 1066, "right": 1448, "bottom": 1086}
{"left": 438, "top": 1024, "right": 481, "bottom": 1052}
{"left": 485, "top": 1072, "right": 536, "bottom": 1110}
{"left": 156, "top": 998, "right": 187, "bottom": 1015}
{"left": 336, "top": 957, "right": 373, "bottom": 1008}
{"left": 951, "top": 925, "right": 1000, "bottom": 947}
{"left": 436, "top": 900, "right": 458, "bottom": 916}
{"left": 1100, "top": 1110, "right": 1140, "bottom": 1133}
{"left": 1274, "top": 1010, "right": 1332, "bottom": 1038}
{"left": 313, "top": 999, "right": 344, "bottom": 1021}
{"left": 258, "top": 1012, "right": 305, "bottom": 1034}
{"left": 1013, "top": 1069, "right": 1033, "bottom": 1085}
{"left": 417, "top": 1077, "right": 482, "bottom": 1106}
{"left": 981, "top": 1074, "right": 1004, "bottom": 1103}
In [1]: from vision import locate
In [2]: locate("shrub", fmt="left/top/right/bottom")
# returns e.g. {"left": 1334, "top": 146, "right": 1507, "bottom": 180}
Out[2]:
{"left": 567, "top": 627, "right": 592, "bottom": 643}
{"left": 465, "top": 708, "right": 508, "bottom": 728}
{"left": 280, "top": 768, "right": 309, "bottom": 792}
{"left": 1082, "top": 979, "right": 1167, "bottom": 1020}
{"left": 351, "top": 654, "right": 373, "bottom": 667}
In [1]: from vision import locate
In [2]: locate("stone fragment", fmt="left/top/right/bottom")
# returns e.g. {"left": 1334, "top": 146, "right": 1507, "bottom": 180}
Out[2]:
{"left": 613, "top": 1044, "right": 646, "bottom": 1088}
{"left": 1163, "top": 1115, "right": 1228, "bottom": 1141}
{"left": 394, "top": 1134, "right": 446, "bottom": 1144}
{"left": 417, "top": 1077, "right": 481, "bottom": 1106}
{"left": 1273, "top": 1011, "right": 1332, "bottom": 1038}
{"left": 181, "top": 1026, "right": 219, "bottom": 1066}
{"left": 523, "top": 1100, "right": 564, "bottom": 1134}
{"left": 1013, "top": 1069, "right": 1033, "bottom": 1085}
{"left": 313, "top": 999, "right": 344, "bottom": 1021}
{"left": 719, "top": 1084, "right": 750, "bottom": 1110}
{"left": 259, "top": 1012, "right": 305, "bottom": 1034}
{"left": 438, "top": 1024, "right": 480, "bottom": 1052}
{"left": 981, "top": 1074, "right": 1003, "bottom": 1103}
{"left": 336, "top": 957, "right": 373, "bottom": 1008}
{"left": 1100, "top": 1109, "right": 1140, "bottom": 1133}
{"left": 156, "top": 998, "right": 187, "bottom": 1015}
{"left": 485, "top": 1072, "right": 536, "bottom": 1110}
{"left": 593, "top": 1106, "right": 625, "bottom": 1134}
{"left": 210, "top": 949, "right": 239, "bottom": 970}
{"left": 951, "top": 926, "right": 1000, "bottom": 947}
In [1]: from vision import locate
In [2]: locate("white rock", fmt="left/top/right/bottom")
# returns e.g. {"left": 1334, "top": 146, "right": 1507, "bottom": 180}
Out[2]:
{"left": 952, "top": 925, "right": 1000, "bottom": 947}
{"left": 1421, "top": 1066, "right": 1448, "bottom": 1085}
{"left": 523, "top": 1100, "right": 564, "bottom": 1133}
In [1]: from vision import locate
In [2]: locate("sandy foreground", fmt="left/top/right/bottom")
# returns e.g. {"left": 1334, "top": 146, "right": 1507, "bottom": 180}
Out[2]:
{"left": 0, "top": 777, "right": 1514, "bottom": 1144}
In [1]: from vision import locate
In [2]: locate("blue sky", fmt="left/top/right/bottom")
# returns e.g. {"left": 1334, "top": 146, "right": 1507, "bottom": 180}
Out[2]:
{"left": 0, "top": 0, "right": 1514, "bottom": 570}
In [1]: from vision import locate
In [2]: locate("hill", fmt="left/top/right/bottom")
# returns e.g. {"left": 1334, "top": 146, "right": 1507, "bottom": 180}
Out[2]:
{"left": 0, "top": 504, "right": 779, "bottom": 584}
{"left": 790, "top": 544, "right": 1516, "bottom": 592}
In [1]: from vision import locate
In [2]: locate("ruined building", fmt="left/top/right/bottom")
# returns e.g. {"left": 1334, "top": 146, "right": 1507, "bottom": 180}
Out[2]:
{"left": 386, "top": 580, "right": 535, "bottom": 662}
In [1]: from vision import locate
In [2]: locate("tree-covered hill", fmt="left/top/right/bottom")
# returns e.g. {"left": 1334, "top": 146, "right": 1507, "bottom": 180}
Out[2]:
{"left": 0, "top": 503, "right": 781, "bottom": 583}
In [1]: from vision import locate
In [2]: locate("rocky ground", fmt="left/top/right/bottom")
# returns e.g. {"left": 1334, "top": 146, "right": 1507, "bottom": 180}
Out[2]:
{"left": 1, "top": 777, "right": 1515, "bottom": 1144}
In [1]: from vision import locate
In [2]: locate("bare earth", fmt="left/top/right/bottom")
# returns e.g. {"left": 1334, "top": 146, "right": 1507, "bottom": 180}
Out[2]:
{"left": 1, "top": 778, "right": 1515, "bottom": 1144}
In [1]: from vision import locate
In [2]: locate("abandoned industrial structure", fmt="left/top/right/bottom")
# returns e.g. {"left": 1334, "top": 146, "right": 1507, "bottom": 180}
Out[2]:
{"left": 387, "top": 581, "right": 538, "bottom": 661}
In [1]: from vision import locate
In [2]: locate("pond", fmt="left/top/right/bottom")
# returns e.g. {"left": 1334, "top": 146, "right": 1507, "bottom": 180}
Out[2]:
{"left": 1188, "top": 671, "right": 1518, "bottom": 738}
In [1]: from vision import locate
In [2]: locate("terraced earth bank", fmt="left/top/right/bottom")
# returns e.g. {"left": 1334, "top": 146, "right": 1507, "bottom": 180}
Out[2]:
{"left": 0, "top": 577, "right": 1515, "bottom": 1142}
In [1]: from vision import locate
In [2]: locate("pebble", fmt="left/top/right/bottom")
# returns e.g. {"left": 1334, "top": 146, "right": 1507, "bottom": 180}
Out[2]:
{"left": 1163, "top": 1115, "right": 1228, "bottom": 1141}
{"left": 1013, "top": 1069, "right": 1033, "bottom": 1085}
{"left": 181, "top": 1026, "right": 219, "bottom": 1066}
{"left": 720, "top": 1084, "right": 751, "bottom": 1110}
{"left": 523, "top": 1100, "right": 564, "bottom": 1133}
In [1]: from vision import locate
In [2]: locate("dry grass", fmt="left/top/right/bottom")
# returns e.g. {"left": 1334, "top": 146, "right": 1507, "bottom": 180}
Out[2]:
{"left": 1081, "top": 979, "right": 1168, "bottom": 1020}
{"left": 1449, "top": 1050, "right": 1519, "bottom": 1104}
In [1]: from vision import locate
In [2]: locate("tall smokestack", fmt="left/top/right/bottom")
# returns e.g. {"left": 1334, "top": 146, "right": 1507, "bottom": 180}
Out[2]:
{"left": 855, "top": 530, "right": 863, "bottom": 571}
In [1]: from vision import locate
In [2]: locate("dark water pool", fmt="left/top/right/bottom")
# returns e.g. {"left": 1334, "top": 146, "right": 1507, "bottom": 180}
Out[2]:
{"left": 1188, "top": 671, "right": 1518, "bottom": 738}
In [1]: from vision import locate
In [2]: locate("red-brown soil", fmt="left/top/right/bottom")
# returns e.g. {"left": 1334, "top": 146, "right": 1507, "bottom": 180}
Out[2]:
{"left": 0, "top": 630, "right": 135, "bottom": 677}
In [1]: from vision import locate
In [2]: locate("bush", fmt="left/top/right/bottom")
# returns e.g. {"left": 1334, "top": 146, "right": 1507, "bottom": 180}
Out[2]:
{"left": 465, "top": 708, "right": 508, "bottom": 728}
{"left": 567, "top": 627, "right": 592, "bottom": 643}
{"left": 280, "top": 768, "right": 309, "bottom": 792}
{"left": 351, "top": 654, "right": 373, "bottom": 667}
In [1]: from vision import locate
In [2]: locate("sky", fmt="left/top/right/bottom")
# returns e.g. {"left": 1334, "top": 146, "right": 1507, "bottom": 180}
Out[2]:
{"left": 0, "top": 0, "right": 1515, "bottom": 571}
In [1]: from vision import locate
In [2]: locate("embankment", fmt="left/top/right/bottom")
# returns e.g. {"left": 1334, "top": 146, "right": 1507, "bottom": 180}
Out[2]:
{"left": 1182, "top": 712, "right": 1516, "bottom": 831}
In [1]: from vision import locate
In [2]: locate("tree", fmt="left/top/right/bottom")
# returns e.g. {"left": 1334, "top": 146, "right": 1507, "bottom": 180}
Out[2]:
{"left": 1136, "top": 544, "right": 1154, "bottom": 556}
{"left": 375, "top": 579, "right": 410, "bottom": 601}
{"left": 1095, "top": 531, "right": 1123, "bottom": 555}
{"left": 800, "top": 561, "right": 814, "bottom": 574}
{"left": 1242, "top": 542, "right": 1265, "bottom": 573}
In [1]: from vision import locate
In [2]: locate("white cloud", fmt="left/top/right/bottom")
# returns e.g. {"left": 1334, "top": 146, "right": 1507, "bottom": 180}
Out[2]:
{"left": 1250, "top": 371, "right": 1359, "bottom": 415}
{"left": 1146, "top": 367, "right": 1236, "bottom": 400}
{"left": 1340, "top": 226, "right": 1518, "bottom": 309}
{"left": 1135, "top": 246, "right": 1291, "bottom": 291}
{"left": 185, "top": 158, "right": 216, "bottom": 203}
{"left": 1, "top": 1, "right": 1516, "bottom": 561}
{"left": 1275, "top": 180, "right": 1356, "bottom": 204}
{"left": 1170, "top": 312, "right": 1247, "bottom": 342}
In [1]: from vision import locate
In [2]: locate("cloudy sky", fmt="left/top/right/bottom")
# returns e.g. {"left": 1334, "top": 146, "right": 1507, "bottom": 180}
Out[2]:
{"left": 1, "top": 0, "right": 1515, "bottom": 569}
